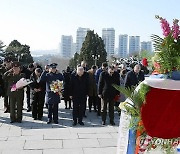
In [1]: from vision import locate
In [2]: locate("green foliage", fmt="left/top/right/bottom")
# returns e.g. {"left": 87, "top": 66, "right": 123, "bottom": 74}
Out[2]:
{"left": 151, "top": 34, "right": 164, "bottom": 51}
{"left": 113, "top": 84, "right": 150, "bottom": 110}
{"left": 113, "top": 83, "right": 150, "bottom": 131}
{"left": 138, "top": 84, "right": 151, "bottom": 104}
{"left": 79, "top": 30, "right": 107, "bottom": 68}
{"left": 69, "top": 52, "right": 80, "bottom": 69}
{"left": 0, "top": 40, "right": 6, "bottom": 52}
{"left": 158, "top": 35, "right": 180, "bottom": 72}
{"left": 3, "top": 40, "right": 33, "bottom": 66}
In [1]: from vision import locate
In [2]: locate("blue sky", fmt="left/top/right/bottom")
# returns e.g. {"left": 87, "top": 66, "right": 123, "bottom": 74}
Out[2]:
{"left": 1, "top": 0, "right": 180, "bottom": 50}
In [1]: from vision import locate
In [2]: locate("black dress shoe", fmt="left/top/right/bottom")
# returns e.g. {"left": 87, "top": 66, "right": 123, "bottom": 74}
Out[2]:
{"left": 47, "top": 120, "right": 52, "bottom": 124}
{"left": 54, "top": 121, "right": 58, "bottom": 124}
{"left": 27, "top": 108, "right": 31, "bottom": 112}
{"left": 102, "top": 121, "right": 106, "bottom": 125}
{"left": 4, "top": 109, "right": 10, "bottom": 113}
{"left": 110, "top": 121, "right": 115, "bottom": 126}
{"left": 34, "top": 117, "right": 37, "bottom": 120}
{"left": 10, "top": 121, "right": 14, "bottom": 123}
{"left": 38, "top": 117, "right": 42, "bottom": 120}
{"left": 72, "top": 121, "right": 77, "bottom": 126}
{"left": 78, "top": 121, "right": 84, "bottom": 126}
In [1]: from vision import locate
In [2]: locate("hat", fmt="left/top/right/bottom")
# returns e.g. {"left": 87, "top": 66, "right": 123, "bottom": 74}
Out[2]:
{"left": 4, "top": 57, "right": 12, "bottom": 63}
{"left": 12, "top": 61, "right": 20, "bottom": 67}
{"left": 49, "top": 63, "right": 58, "bottom": 68}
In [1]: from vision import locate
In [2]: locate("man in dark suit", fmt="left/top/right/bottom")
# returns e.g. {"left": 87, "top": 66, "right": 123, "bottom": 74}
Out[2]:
{"left": 124, "top": 64, "right": 145, "bottom": 89}
{"left": 95, "top": 62, "right": 108, "bottom": 116}
{"left": 98, "top": 65, "right": 120, "bottom": 125}
{"left": 70, "top": 66, "right": 88, "bottom": 126}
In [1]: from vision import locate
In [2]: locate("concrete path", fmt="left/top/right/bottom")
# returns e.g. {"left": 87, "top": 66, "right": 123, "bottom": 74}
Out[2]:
{"left": 0, "top": 98, "right": 120, "bottom": 154}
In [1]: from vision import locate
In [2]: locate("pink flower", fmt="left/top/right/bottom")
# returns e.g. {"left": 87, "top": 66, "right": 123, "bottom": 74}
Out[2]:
{"left": 172, "top": 19, "right": 180, "bottom": 40}
{"left": 160, "top": 18, "right": 171, "bottom": 37}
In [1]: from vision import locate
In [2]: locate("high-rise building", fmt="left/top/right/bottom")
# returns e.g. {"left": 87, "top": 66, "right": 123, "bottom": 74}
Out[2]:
{"left": 76, "top": 27, "right": 90, "bottom": 53}
{"left": 72, "top": 43, "right": 76, "bottom": 57}
{"left": 118, "top": 34, "right": 128, "bottom": 58}
{"left": 102, "top": 28, "right": 115, "bottom": 56}
{"left": 129, "top": 36, "right": 140, "bottom": 56}
{"left": 141, "top": 41, "right": 152, "bottom": 52}
{"left": 60, "top": 35, "right": 73, "bottom": 58}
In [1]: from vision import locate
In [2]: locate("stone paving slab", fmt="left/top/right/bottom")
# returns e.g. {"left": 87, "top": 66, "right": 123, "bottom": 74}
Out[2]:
{"left": 83, "top": 147, "right": 117, "bottom": 154}
{"left": 0, "top": 140, "right": 25, "bottom": 150}
{"left": 98, "top": 138, "right": 118, "bottom": 147}
{"left": 63, "top": 139, "right": 100, "bottom": 148}
{"left": 0, "top": 97, "right": 120, "bottom": 154}
{"left": 43, "top": 148, "right": 84, "bottom": 154}
{"left": 24, "top": 140, "right": 63, "bottom": 150}
{"left": 78, "top": 133, "right": 112, "bottom": 139}
{"left": 1, "top": 150, "right": 43, "bottom": 154}
{"left": 44, "top": 132, "right": 78, "bottom": 140}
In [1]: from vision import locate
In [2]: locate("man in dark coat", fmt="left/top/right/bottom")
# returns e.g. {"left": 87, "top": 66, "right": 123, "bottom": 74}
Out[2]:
{"left": 87, "top": 65, "right": 97, "bottom": 112}
{"left": 98, "top": 65, "right": 120, "bottom": 125}
{"left": 39, "top": 63, "right": 64, "bottom": 124}
{"left": 124, "top": 64, "right": 145, "bottom": 89}
{"left": 70, "top": 66, "right": 88, "bottom": 126}
{"left": 95, "top": 62, "right": 108, "bottom": 116}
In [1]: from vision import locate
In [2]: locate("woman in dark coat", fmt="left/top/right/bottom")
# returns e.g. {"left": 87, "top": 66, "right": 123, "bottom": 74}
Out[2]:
{"left": 29, "top": 68, "right": 45, "bottom": 120}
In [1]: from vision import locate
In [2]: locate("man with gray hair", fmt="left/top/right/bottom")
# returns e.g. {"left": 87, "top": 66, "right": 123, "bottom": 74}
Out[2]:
{"left": 70, "top": 66, "right": 88, "bottom": 126}
{"left": 124, "top": 64, "right": 145, "bottom": 89}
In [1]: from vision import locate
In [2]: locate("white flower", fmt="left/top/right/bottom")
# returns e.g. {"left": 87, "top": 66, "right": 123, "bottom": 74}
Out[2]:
{"left": 119, "top": 102, "right": 127, "bottom": 110}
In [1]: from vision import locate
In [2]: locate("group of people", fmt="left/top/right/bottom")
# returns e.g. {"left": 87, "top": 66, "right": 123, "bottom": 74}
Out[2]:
{"left": 0, "top": 57, "right": 147, "bottom": 126}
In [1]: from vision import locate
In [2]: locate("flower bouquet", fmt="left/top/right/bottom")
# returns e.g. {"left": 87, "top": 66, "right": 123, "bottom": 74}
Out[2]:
{"left": 50, "top": 80, "right": 63, "bottom": 96}
{"left": 11, "top": 78, "right": 33, "bottom": 92}
{"left": 151, "top": 15, "right": 180, "bottom": 79}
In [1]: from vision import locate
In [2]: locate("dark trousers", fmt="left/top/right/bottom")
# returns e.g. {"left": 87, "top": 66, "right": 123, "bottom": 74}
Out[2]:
{"left": 101, "top": 99, "right": 115, "bottom": 122}
{"left": 83, "top": 97, "right": 87, "bottom": 116}
{"left": 4, "top": 95, "right": 9, "bottom": 111}
{"left": 65, "top": 100, "right": 71, "bottom": 108}
{"left": 31, "top": 93, "right": 44, "bottom": 119}
{"left": 73, "top": 98, "right": 86, "bottom": 122}
{"left": 9, "top": 94, "right": 24, "bottom": 121}
{"left": 26, "top": 86, "right": 31, "bottom": 109}
{"left": 48, "top": 103, "right": 58, "bottom": 121}
{"left": 88, "top": 95, "right": 97, "bottom": 111}
{"left": 97, "top": 97, "right": 101, "bottom": 115}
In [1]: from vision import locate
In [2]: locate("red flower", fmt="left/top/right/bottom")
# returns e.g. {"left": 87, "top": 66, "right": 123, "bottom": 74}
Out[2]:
{"left": 114, "top": 95, "right": 120, "bottom": 101}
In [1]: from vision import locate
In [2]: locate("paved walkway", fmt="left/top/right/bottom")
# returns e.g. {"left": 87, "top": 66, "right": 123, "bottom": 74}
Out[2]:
{"left": 0, "top": 98, "right": 120, "bottom": 154}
